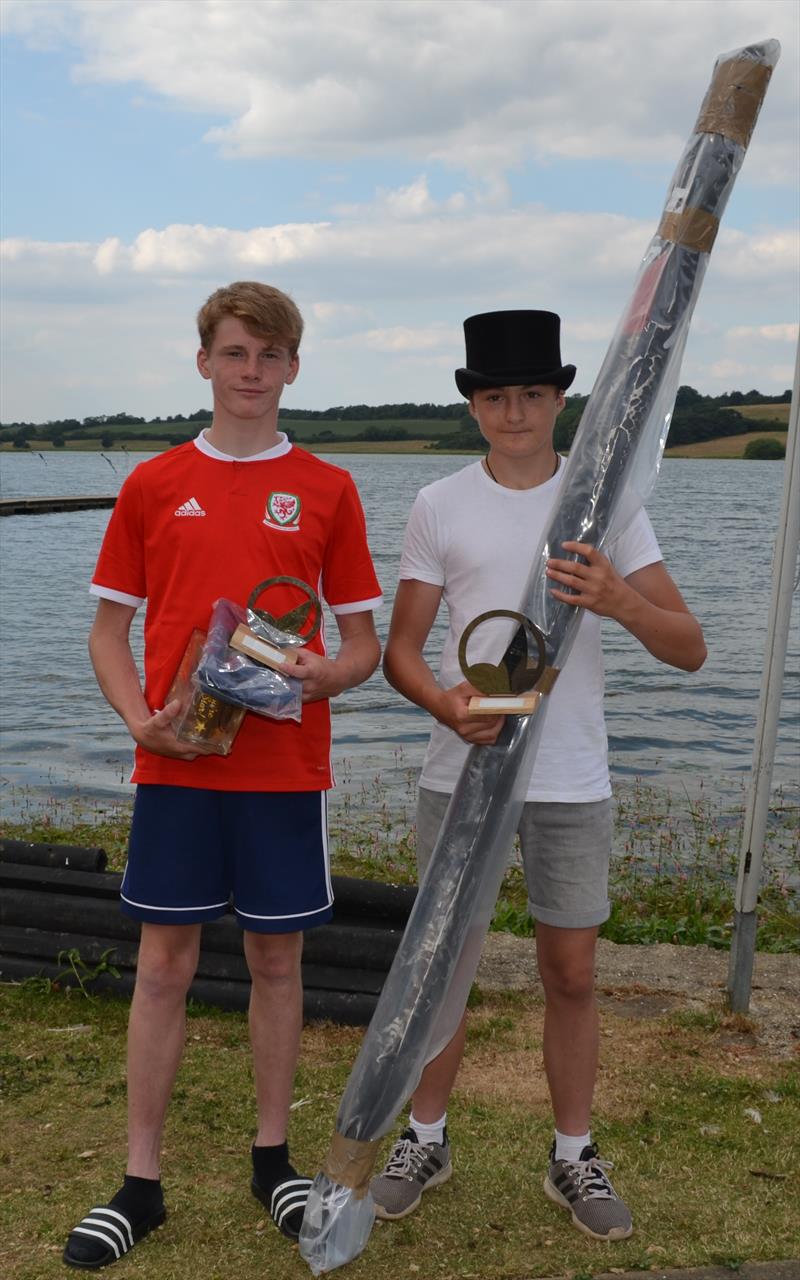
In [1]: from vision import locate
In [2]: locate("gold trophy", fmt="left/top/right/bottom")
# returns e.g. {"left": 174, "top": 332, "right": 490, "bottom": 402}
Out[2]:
{"left": 458, "top": 609, "right": 558, "bottom": 715}
{"left": 228, "top": 575, "right": 322, "bottom": 669}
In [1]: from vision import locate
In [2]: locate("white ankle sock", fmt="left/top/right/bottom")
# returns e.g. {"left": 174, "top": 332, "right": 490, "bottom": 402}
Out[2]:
{"left": 554, "top": 1129, "right": 591, "bottom": 1162}
{"left": 409, "top": 1112, "right": 447, "bottom": 1146}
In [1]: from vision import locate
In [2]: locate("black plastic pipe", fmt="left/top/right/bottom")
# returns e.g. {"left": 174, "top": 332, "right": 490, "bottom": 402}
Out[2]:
{"left": 0, "top": 839, "right": 108, "bottom": 872}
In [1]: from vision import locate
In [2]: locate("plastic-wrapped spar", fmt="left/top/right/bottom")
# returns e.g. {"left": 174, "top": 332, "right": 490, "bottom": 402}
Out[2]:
{"left": 299, "top": 39, "right": 780, "bottom": 1275}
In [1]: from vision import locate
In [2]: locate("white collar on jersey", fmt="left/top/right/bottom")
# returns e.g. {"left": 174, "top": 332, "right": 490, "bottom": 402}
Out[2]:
{"left": 193, "top": 429, "right": 293, "bottom": 463}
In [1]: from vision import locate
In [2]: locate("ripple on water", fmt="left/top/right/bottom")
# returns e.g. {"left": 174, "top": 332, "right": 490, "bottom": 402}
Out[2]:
{"left": 0, "top": 453, "right": 797, "bottom": 823}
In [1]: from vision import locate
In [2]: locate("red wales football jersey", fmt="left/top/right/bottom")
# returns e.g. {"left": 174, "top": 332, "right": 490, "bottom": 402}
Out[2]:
{"left": 90, "top": 432, "right": 382, "bottom": 791}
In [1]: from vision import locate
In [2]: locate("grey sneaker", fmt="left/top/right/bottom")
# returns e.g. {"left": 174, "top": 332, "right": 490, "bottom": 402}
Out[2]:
{"left": 543, "top": 1142, "right": 633, "bottom": 1241}
{"left": 370, "top": 1127, "right": 452, "bottom": 1220}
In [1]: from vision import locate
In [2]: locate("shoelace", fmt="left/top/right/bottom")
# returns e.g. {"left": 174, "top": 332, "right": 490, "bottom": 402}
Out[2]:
{"left": 563, "top": 1155, "right": 616, "bottom": 1200}
{"left": 385, "top": 1137, "right": 428, "bottom": 1180}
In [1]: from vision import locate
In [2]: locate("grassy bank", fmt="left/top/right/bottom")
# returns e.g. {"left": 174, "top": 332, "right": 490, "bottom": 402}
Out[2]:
{"left": 3, "top": 436, "right": 790, "bottom": 458}
{"left": 4, "top": 394, "right": 789, "bottom": 460}
{"left": 4, "top": 437, "right": 790, "bottom": 459}
{"left": 0, "top": 437, "right": 441, "bottom": 455}
{"left": 664, "top": 429, "right": 789, "bottom": 459}
{"left": 730, "top": 403, "right": 791, "bottom": 425}
{"left": 1, "top": 978, "right": 798, "bottom": 1280}
{"left": 3, "top": 423, "right": 791, "bottom": 461}
{"left": 2, "top": 784, "right": 798, "bottom": 1277}
{"left": 2, "top": 779, "right": 798, "bottom": 953}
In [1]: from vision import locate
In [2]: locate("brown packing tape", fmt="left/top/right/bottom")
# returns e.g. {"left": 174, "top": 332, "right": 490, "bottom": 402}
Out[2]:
{"left": 658, "top": 208, "right": 719, "bottom": 254}
{"left": 694, "top": 57, "right": 773, "bottom": 148}
{"left": 322, "top": 1133, "right": 381, "bottom": 1199}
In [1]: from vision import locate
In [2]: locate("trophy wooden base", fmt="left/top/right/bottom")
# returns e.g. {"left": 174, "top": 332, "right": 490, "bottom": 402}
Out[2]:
{"left": 229, "top": 623, "right": 298, "bottom": 672}
{"left": 468, "top": 693, "right": 540, "bottom": 715}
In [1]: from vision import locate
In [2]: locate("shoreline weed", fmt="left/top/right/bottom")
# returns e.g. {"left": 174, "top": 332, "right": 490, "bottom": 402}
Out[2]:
{"left": 1, "top": 773, "right": 797, "bottom": 954}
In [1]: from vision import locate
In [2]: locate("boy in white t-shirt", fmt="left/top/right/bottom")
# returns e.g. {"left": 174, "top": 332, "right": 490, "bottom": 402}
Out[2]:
{"left": 370, "top": 310, "right": 706, "bottom": 1242}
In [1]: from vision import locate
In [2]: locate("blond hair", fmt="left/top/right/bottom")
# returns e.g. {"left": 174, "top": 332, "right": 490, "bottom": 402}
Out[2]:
{"left": 197, "top": 282, "right": 304, "bottom": 355}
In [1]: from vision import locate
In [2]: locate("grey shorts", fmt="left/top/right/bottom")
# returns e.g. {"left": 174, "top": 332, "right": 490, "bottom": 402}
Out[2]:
{"left": 416, "top": 786, "right": 612, "bottom": 929}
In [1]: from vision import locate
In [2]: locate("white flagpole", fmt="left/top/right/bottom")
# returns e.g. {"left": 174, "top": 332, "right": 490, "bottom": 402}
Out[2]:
{"left": 727, "top": 337, "right": 800, "bottom": 1012}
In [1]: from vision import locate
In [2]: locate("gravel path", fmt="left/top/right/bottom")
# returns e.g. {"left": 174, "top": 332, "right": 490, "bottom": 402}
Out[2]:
{"left": 476, "top": 934, "right": 800, "bottom": 1059}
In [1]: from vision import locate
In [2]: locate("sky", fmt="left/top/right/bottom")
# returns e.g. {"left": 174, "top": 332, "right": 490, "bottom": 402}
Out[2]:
{"left": 1, "top": 0, "right": 798, "bottom": 423}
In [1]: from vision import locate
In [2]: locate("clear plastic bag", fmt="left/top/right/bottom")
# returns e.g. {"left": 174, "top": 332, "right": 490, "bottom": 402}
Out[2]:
{"left": 299, "top": 1176, "right": 375, "bottom": 1277}
{"left": 194, "top": 597, "right": 303, "bottom": 723}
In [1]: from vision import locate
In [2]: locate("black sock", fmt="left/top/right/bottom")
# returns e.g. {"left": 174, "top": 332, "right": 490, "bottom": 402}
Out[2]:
{"left": 252, "top": 1143, "right": 311, "bottom": 1240}
{"left": 66, "top": 1175, "right": 163, "bottom": 1266}
{"left": 110, "top": 1175, "right": 164, "bottom": 1221}
{"left": 252, "top": 1141, "right": 293, "bottom": 1190}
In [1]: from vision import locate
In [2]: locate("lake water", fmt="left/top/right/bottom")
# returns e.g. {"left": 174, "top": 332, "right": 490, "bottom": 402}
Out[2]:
{"left": 0, "top": 449, "right": 798, "bottom": 846}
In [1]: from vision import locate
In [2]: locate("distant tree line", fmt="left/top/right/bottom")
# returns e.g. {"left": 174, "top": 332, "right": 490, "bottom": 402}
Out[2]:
{"left": 713, "top": 389, "right": 790, "bottom": 406}
{"left": 1, "top": 387, "right": 789, "bottom": 450}
{"left": 280, "top": 402, "right": 465, "bottom": 421}
{"left": 303, "top": 426, "right": 413, "bottom": 443}
{"left": 0, "top": 408, "right": 213, "bottom": 449}
{"left": 430, "top": 385, "right": 790, "bottom": 453}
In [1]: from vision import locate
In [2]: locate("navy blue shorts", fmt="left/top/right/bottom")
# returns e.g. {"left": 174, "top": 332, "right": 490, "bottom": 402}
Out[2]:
{"left": 120, "top": 785, "right": 333, "bottom": 933}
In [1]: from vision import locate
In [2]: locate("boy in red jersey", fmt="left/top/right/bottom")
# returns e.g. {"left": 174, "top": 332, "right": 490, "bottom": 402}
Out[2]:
{"left": 64, "top": 282, "right": 382, "bottom": 1269}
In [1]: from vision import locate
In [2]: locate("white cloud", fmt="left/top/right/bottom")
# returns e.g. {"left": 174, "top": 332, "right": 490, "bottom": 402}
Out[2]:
{"left": 331, "top": 176, "right": 468, "bottom": 220}
{"left": 714, "top": 228, "right": 800, "bottom": 278}
{"left": 377, "top": 176, "right": 436, "bottom": 219}
{"left": 3, "top": 207, "right": 795, "bottom": 312}
{"left": 1, "top": 237, "right": 93, "bottom": 263}
{"left": 89, "top": 222, "right": 331, "bottom": 276}
{"left": 4, "top": 207, "right": 793, "bottom": 312}
{"left": 3, "top": 0, "right": 797, "bottom": 184}
{"left": 0, "top": 0, "right": 76, "bottom": 50}
{"left": 710, "top": 358, "right": 748, "bottom": 379}
{"left": 709, "top": 357, "right": 794, "bottom": 386}
{"left": 563, "top": 320, "right": 617, "bottom": 343}
{"left": 2, "top": 0, "right": 797, "bottom": 420}
{"left": 726, "top": 322, "right": 798, "bottom": 341}
{"left": 2, "top": 200, "right": 796, "bottom": 420}
{"left": 361, "top": 326, "right": 455, "bottom": 353}
{"left": 0, "top": 206, "right": 703, "bottom": 305}
{"left": 309, "top": 300, "right": 364, "bottom": 323}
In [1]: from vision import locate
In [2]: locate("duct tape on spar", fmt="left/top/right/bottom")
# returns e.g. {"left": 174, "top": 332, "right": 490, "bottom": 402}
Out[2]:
{"left": 298, "top": 39, "right": 781, "bottom": 1276}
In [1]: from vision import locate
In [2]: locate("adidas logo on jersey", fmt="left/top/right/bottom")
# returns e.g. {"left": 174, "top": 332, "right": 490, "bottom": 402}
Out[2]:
{"left": 174, "top": 497, "right": 206, "bottom": 517}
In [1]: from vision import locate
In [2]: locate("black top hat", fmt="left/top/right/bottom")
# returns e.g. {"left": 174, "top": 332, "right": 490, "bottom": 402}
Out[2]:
{"left": 455, "top": 310, "right": 576, "bottom": 398}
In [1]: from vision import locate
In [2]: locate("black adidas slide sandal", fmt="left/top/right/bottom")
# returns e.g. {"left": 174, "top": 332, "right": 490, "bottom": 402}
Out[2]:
{"left": 63, "top": 1204, "right": 166, "bottom": 1270}
{"left": 251, "top": 1173, "right": 312, "bottom": 1241}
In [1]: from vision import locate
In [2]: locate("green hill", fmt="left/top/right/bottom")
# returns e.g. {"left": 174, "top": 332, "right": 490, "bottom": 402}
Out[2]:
{"left": 1, "top": 386, "right": 791, "bottom": 454}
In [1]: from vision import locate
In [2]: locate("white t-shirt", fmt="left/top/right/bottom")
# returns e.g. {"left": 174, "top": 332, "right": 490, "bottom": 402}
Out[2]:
{"left": 399, "top": 459, "right": 662, "bottom": 802}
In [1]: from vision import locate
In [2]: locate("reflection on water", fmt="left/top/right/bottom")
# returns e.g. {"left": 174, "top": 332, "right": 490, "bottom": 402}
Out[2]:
{"left": 0, "top": 451, "right": 797, "bottom": 834}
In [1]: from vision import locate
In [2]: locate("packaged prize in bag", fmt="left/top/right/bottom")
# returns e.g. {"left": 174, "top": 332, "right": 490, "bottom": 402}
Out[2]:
{"left": 168, "top": 576, "right": 321, "bottom": 753}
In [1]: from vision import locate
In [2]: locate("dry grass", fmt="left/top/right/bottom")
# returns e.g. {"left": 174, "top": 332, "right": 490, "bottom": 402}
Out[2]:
{"left": 2, "top": 982, "right": 797, "bottom": 1280}
{"left": 0, "top": 439, "right": 440, "bottom": 456}
{"left": 0, "top": 440, "right": 174, "bottom": 453}
{"left": 729, "top": 403, "right": 791, "bottom": 424}
{"left": 303, "top": 439, "right": 435, "bottom": 454}
{"left": 664, "top": 429, "right": 788, "bottom": 459}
